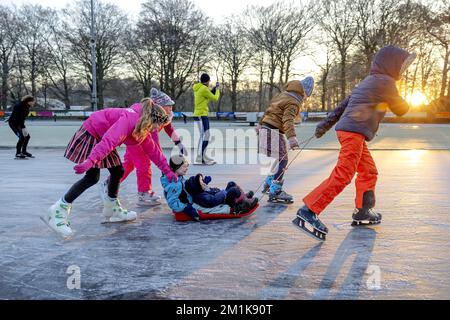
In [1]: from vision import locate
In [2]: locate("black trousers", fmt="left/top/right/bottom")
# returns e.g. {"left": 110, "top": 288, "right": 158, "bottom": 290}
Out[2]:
{"left": 64, "top": 165, "right": 124, "bottom": 203}
{"left": 9, "top": 123, "right": 30, "bottom": 155}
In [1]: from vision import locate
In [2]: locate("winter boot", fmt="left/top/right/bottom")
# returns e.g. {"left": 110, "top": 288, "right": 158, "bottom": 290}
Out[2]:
{"left": 351, "top": 190, "right": 382, "bottom": 226}
{"left": 138, "top": 191, "right": 162, "bottom": 205}
{"left": 41, "top": 198, "right": 74, "bottom": 238}
{"left": 102, "top": 197, "right": 137, "bottom": 223}
{"left": 233, "top": 197, "right": 259, "bottom": 215}
{"left": 292, "top": 205, "right": 328, "bottom": 241}
{"left": 268, "top": 180, "right": 293, "bottom": 204}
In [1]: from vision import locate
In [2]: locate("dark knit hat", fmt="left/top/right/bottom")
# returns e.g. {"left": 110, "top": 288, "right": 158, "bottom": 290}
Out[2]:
{"left": 170, "top": 155, "right": 188, "bottom": 172}
{"left": 21, "top": 95, "right": 34, "bottom": 104}
{"left": 200, "top": 73, "right": 210, "bottom": 83}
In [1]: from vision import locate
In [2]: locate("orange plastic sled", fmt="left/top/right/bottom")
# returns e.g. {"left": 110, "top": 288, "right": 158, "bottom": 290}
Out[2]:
{"left": 174, "top": 203, "right": 259, "bottom": 221}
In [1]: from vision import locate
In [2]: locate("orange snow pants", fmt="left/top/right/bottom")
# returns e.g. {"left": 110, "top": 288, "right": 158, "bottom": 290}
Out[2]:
{"left": 303, "top": 131, "right": 378, "bottom": 215}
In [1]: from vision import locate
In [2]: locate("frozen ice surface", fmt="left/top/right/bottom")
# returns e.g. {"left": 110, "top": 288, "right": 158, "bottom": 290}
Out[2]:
{"left": 0, "top": 123, "right": 450, "bottom": 299}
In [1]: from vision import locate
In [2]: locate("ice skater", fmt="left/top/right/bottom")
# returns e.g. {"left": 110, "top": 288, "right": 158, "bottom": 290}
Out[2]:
{"left": 42, "top": 99, "right": 177, "bottom": 238}
{"left": 102, "top": 89, "right": 187, "bottom": 206}
{"left": 294, "top": 45, "right": 416, "bottom": 241}
{"left": 8, "top": 95, "right": 35, "bottom": 159}
{"left": 193, "top": 73, "right": 220, "bottom": 165}
{"left": 257, "top": 77, "right": 314, "bottom": 204}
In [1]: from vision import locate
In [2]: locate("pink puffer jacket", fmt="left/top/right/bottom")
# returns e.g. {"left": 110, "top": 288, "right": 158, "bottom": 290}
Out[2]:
{"left": 82, "top": 103, "right": 171, "bottom": 175}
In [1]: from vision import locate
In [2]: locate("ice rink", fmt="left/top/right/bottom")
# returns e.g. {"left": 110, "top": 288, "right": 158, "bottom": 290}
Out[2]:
{"left": 0, "top": 121, "right": 449, "bottom": 299}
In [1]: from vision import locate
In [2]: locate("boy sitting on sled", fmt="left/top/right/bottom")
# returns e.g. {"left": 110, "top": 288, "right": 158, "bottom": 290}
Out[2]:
{"left": 161, "top": 155, "right": 258, "bottom": 221}
{"left": 184, "top": 173, "right": 258, "bottom": 215}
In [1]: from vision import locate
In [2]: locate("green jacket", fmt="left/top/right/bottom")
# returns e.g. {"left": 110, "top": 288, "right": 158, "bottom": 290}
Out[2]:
{"left": 193, "top": 83, "right": 220, "bottom": 117}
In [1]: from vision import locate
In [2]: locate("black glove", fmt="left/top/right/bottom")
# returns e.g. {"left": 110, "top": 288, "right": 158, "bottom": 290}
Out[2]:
{"left": 184, "top": 204, "right": 200, "bottom": 221}
{"left": 315, "top": 126, "right": 327, "bottom": 139}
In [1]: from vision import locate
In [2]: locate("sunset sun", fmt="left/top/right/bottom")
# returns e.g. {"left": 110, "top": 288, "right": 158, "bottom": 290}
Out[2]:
{"left": 407, "top": 92, "right": 429, "bottom": 107}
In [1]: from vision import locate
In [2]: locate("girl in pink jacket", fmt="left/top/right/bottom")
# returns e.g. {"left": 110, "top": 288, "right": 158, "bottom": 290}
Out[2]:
{"left": 112, "top": 88, "right": 187, "bottom": 205}
{"left": 41, "top": 99, "right": 177, "bottom": 238}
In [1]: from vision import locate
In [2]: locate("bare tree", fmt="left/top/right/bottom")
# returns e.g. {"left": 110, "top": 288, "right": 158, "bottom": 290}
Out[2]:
{"left": 17, "top": 4, "right": 54, "bottom": 98}
{"left": 0, "top": 5, "right": 21, "bottom": 109}
{"left": 64, "top": 0, "right": 129, "bottom": 109}
{"left": 425, "top": 2, "right": 449, "bottom": 98}
{"left": 215, "top": 17, "right": 253, "bottom": 112}
{"left": 42, "top": 10, "right": 74, "bottom": 109}
{"left": 139, "top": 0, "right": 211, "bottom": 102}
{"left": 245, "top": 2, "right": 285, "bottom": 101}
{"left": 355, "top": 0, "right": 400, "bottom": 73}
{"left": 319, "top": 0, "right": 358, "bottom": 100}
{"left": 277, "top": 2, "right": 315, "bottom": 85}
{"left": 124, "top": 27, "right": 158, "bottom": 97}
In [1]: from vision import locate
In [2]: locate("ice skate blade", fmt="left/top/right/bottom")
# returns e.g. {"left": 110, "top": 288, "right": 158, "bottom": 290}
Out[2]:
{"left": 268, "top": 198, "right": 294, "bottom": 204}
{"left": 351, "top": 220, "right": 381, "bottom": 227}
{"left": 292, "top": 217, "right": 326, "bottom": 241}
{"left": 14, "top": 157, "right": 29, "bottom": 160}
{"left": 101, "top": 217, "right": 137, "bottom": 224}
{"left": 137, "top": 200, "right": 161, "bottom": 207}
{"left": 39, "top": 215, "right": 73, "bottom": 240}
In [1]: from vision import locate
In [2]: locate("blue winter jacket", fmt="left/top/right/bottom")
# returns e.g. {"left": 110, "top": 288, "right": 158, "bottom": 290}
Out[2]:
{"left": 161, "top": 175, "right": 193, "bottom": 212}
{"left": 318, "top": 45, "right": 414, "bottom": 141}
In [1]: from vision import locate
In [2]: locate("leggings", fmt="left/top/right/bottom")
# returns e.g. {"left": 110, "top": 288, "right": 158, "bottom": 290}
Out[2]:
{"left": 9, "top": 123, "right": 30, "bottom": 155}
{"left": 194, "top": 116, "right": 210, "bottom": 157}
{"left": 64, "top": 165, "right": 124, "bottom": 203}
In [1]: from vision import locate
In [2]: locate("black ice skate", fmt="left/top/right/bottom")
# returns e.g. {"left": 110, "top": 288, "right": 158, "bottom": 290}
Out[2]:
{"left": 351, "top": 190, "right": 382, "bottom": 226}
{"left": 14, "top": 153, "right": 28, "bottom": 160}
{"left": 292, "top": 205, "right": 328, "bottom": 241}
{"left": 268, "top": 180, "right": 293, "bottom": 204}
{"left": 22, "top": 152, "right": 35, "bottom": 158}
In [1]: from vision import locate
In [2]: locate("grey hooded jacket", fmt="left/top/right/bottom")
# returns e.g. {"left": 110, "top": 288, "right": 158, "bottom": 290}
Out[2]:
{"left": 318, "top": 45, "right": 414, "bottom": 141}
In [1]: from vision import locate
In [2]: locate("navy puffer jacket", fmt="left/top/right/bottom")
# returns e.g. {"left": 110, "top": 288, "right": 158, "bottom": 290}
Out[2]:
{"left": 318, "top": 45, "right": 414, "bottom": 141}
{"left": 184, "top": 174, "right": 227, "bottom": 208}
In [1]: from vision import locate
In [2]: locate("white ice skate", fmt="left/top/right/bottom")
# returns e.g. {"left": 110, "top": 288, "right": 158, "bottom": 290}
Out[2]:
{"left": 102, "top": 197, "right": 137, "bottom": 223}
{"left": 203, "top": 154, "right": 216, "bottom": 165}
{"left": 138, "top": 191, "right": 161, "bottom": 205}
{"left": 40, "top": 199, "right": 74, "bottom": 238}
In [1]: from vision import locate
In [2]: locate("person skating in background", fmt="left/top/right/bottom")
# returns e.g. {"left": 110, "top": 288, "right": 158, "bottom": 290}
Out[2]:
{"left": 294, "top": 45, "right": 416, "bottom": 240}
{"left": 8, "top": 95, "right": 35, "bottom": 159}
{"left": 257, "top": 77, "right": 314, "bottom": 204}
{"left": 103, "top": 90, "right": 187, "bottom": 206}
{"left": 41, "top": 99, "right": 177, "bottom": 238}
{"left": 193, "top": 73, "right": 220, "bottom": 165}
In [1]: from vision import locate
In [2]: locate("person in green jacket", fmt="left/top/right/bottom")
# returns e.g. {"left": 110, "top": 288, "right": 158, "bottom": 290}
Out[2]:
{"left": 193, "top": 73, "right": 220, "bottom": 165}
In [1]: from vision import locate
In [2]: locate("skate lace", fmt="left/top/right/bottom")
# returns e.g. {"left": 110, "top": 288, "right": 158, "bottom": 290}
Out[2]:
{"left": 114, "top": 199, "right": 128, "bottom": 214}
{"left": 56, "top": 203, "right": 71, "bottom": 227}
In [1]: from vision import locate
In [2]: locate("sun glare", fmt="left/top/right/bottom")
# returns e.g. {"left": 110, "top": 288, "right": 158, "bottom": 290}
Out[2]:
{"left": 407, "top": 92, "right": 429, "bottom": 107}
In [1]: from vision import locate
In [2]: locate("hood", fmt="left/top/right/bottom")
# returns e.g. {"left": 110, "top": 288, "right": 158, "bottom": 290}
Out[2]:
{"left": 193, "top": 83, "right": 204, "bottom": 92}
{"left": 283, "top": 80, "right": 305, "bottom": 97}
{"left": 184, "top": 174, "right": 204, "bottom": 195}
{"left": 130, "top": 102, "right": 142, "bottom": 115}
{"left": 370, "top": 45, "right": 415, "bottom": 80}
